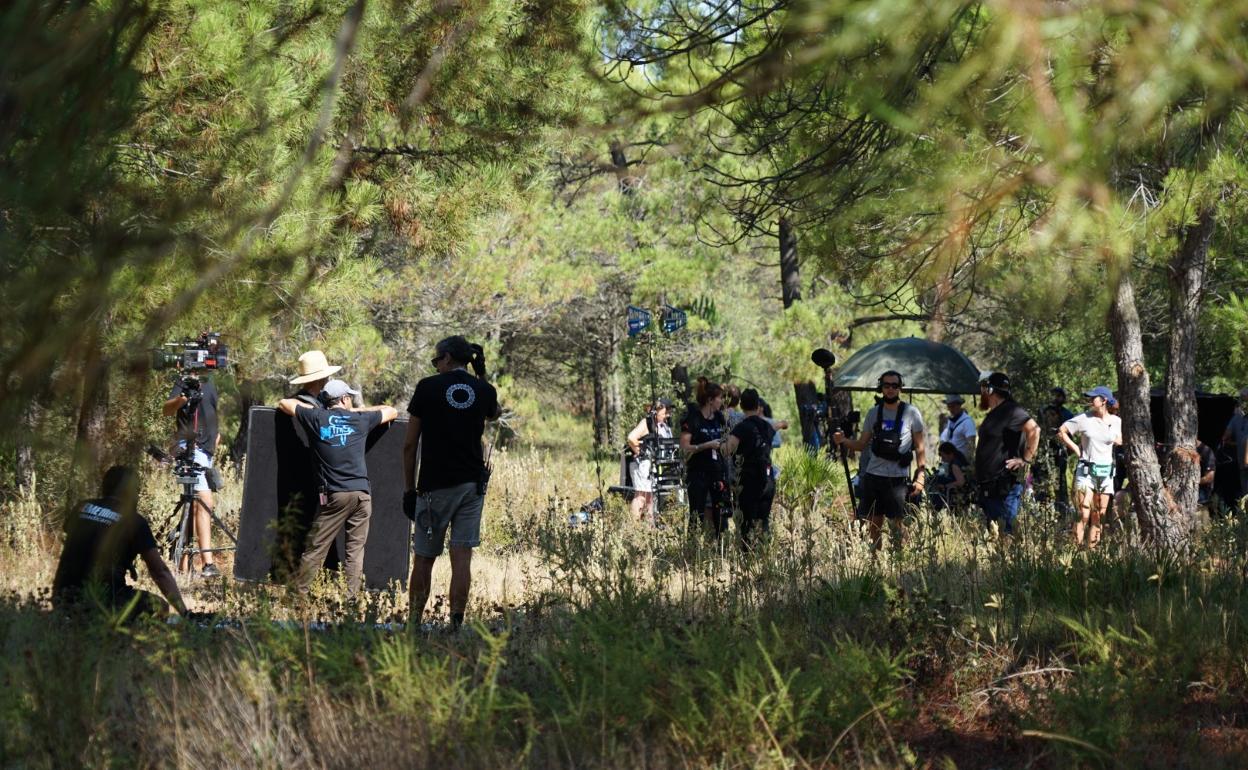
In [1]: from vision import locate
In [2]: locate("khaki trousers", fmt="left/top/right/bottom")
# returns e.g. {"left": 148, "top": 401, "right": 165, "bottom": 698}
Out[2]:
{"left": 297, "top": 490, "right": 371, "bottom": 595}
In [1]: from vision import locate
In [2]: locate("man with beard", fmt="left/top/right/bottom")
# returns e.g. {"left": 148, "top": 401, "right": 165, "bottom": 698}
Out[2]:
{"left": 834, "top": 370, "right": 926, "bottom": 550}
{"left": 975, "top": 372, "right": 1041, "bottom": 542}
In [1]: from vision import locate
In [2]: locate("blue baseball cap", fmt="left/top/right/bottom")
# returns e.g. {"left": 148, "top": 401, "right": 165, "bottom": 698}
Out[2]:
{"left": 1084, "top": 385, "right": 1113, "bottom": 401}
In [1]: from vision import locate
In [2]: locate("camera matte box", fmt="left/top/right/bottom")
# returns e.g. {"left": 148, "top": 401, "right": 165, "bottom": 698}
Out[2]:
{"left": 235, "top": 406, "right": 411, "bottom": 589}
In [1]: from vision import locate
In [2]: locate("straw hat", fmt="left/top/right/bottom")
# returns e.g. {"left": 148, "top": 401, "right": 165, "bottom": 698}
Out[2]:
{"left": 289, "top": 350, "right": 341, "bottom": 385}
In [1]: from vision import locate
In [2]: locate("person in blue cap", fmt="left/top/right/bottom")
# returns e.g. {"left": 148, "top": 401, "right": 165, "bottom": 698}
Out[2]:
{"left": 1057, "top": 386, "right": 1123, "bottom": 549}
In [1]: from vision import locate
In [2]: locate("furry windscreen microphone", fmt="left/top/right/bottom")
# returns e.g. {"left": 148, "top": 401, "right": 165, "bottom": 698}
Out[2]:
{"left": 811, "top": 348, "right": 837, "bottom": 368}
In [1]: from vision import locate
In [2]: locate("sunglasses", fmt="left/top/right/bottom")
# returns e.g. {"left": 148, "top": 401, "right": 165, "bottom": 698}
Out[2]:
{"left": 430, "top": 352, "right": 447, "bottom": 368}
{"left": 881, "top": 382, "right": 901, "bottom": 390}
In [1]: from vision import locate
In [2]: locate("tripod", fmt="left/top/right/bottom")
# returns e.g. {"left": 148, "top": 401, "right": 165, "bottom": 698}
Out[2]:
{"left": 166, "top": 461, "right": 237, "bottom": 573}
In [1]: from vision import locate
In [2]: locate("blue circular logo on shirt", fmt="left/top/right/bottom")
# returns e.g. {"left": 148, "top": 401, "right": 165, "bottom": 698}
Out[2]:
{"left": 446, "top": 383, "right": 476, "bottom": 409}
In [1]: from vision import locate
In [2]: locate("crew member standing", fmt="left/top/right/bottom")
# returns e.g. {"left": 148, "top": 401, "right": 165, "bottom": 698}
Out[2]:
{"left": 626, "top": 399, "right": 674, "bottom": 524}
{"left": 1058, "top": 386, "right": 1123, "bottom": 549}
{"left": 277, "top": 380, "right": 398, "bottom": 596}
{"left": 680, "top": 378, "right": 730, "bottom": 536}
{"left": 939, "top": 394, "right": 976, "bottom": 462}
{"left": 403, "top": 336, "right": 500, "bottom": 630}
{"left": 162, "top": 369, "right": 221, "bottom": 576}
{"left": 834, "top": 370, "right": 927, "bottom": 550}
{"left": 723, "top": 388, "right": 777, "bottom": 549}
{"left": 974, "top": 372, "right": 1040, "bottom": 541}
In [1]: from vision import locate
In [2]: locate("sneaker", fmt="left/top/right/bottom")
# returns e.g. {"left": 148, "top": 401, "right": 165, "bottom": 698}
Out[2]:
{"left": 200, "top": 563, "right": 221, "bottom": 578}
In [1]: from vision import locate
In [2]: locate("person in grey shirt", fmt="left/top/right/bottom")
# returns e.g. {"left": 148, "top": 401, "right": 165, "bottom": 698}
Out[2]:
{"left": 834, "top": 370, "right": 926, "bottom": 550}
{"left": 1220, "top": 387, "right": 1248, "bottom": 503}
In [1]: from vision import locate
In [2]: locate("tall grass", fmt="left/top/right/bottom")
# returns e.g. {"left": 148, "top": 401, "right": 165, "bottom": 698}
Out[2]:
{"left": 3, "top": 447, "right": 1248, "bottom": 767}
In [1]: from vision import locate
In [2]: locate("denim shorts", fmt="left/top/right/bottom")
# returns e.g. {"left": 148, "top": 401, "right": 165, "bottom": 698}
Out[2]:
{"left": 177, "top": 443, "right": 213, "bottom": 493}
{"left": 1074, "top": 463, "right": 1114, "bottom": 495}
{"left": 411, "top": 482, "right": 484, "bottom": 558}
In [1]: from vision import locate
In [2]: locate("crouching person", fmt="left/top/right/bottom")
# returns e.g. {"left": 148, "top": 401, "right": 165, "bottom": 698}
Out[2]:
{"left": 53, "top": 466, "right": 189, "bottom": 622}
{"left": 403, "top": 336, "right": 500, "bottom": 630}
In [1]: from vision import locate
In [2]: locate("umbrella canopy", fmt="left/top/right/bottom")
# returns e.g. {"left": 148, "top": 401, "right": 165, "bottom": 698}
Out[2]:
{"left": 832, "top": 337, "right": 981, "bottom": 394}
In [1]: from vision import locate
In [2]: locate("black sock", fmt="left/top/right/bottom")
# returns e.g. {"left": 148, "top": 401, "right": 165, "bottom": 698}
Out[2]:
{"left": 450, "top": 612, "right": 465, "bottom": 628}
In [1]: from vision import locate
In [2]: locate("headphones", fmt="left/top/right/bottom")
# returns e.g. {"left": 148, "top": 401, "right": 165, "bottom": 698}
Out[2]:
{"left": 877, "top": 371, "right": 904, "bottom": 392}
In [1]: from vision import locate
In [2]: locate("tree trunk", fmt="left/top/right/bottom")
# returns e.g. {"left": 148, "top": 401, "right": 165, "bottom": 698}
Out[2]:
{"left": 780, "top": 217, "right": 821, "bottom": 446}
{"left": 1108, "top": 270, "right": 1184, "bottom": 548}
{"left": 609, "top": 140, "right": 635, "bottom": 196}
{"left": 779, "top": 217, "right": 802, "bottom": 307}
{"left": 591, "top": 352, "right": 607, "bottom": 448}
{"left": 605, "top": 323, "right": 623, "bottom": 448}
{"left": 1163, "top": 207, "right": 1215, "bottom": 518}
{"left": 15, "top": 397, "right": 40, "bottom": 492}
{"left": 230, "top": 379, "right": 262, "bottom": 464}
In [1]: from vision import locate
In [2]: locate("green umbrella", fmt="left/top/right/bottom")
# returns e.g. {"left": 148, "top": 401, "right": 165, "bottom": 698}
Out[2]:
{"left": 832, "top": 337, "right": 981, "bottom": 394}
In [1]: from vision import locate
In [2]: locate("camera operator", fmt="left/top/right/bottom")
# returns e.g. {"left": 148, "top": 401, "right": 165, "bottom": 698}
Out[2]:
{"left": 162, "top": 369, "right": 221, "bottom": 576}
{"left": 680, "top": 378, "right": 731, "bottom": 536}
{"left": 974, "top": 372, "right": 1040, "bottom": 543}
{"left": 402, "top": 336, "right": 500, "bottom": 631}
{"left": 277, "top": 380, "right": 399, "bottom": 597}
{"left": 722, "top": 388, "right": 776, "bottom": 550}
{"left": 53, "top": 466, "right": 190, "bottom": 622}
{"left": 833, "top": 370, "right": 926, "bottom": 550}
{"left": 626, "top": 398, "right": 674, "bottom": 523}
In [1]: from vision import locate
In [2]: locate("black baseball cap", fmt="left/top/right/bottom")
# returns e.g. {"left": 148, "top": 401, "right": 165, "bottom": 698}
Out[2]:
{"left": 984, "top": 371, "right": 1012, "bottom": 393}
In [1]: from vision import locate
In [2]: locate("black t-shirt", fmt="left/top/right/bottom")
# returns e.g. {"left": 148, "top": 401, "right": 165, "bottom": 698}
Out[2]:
{"left": 731, "top": 415, "right": 776, "bottom": 482}
{"left": 681, "top": 405, "right": 726, "bottom": 477}
{"left": 53, "top": 497, "right": 158, "bottom": 601}
{"left": 975, "top": 399, "right": 1032, "bottom": 481}
{"left": 294, "top": 407, "right": 383, "bottom": 493}
{"left": 169, "top": 377, "right": 220, "bottom": 455}
{"left": 408, "top": 369, "right": 499, "bottom": 492}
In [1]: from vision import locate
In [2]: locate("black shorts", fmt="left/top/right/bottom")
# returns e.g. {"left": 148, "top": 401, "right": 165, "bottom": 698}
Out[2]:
{"left": 856, "top": 473, "right": 909, "bottom": 520}
{"left": 738, "top": 475, "right": 776, "bottom": 523}
{"left": 687, "top": 471, "right": 729, "bottom": 517}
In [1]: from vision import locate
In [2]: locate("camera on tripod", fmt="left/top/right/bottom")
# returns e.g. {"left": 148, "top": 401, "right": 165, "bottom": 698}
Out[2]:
{"left": 151, "top": 331, "right": 229, "bottom": 374}
{"left": 145, "top": 444, "right": 205, "bottom": 486}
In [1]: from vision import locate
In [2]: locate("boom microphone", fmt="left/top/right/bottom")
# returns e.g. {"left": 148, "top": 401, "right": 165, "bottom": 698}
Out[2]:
{"left": 811, "top": 348, "right": 837, "bottom": 369}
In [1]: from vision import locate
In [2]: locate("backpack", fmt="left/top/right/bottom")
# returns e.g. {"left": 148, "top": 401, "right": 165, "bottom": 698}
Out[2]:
{"left": 871, "top": 402, "right": 913, "bottom": 467}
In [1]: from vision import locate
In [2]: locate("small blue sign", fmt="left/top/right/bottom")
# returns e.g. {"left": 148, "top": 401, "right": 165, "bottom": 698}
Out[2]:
{"left": 661, "top": 305, "right": 687, "bottom": 334}
{"left": 627, "top": 305, "right": 652, "bottom": 337}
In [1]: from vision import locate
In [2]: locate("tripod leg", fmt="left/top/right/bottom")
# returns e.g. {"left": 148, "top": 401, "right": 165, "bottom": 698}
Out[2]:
{"left": 175, "top": 499, "right": 196, "bottom": 572}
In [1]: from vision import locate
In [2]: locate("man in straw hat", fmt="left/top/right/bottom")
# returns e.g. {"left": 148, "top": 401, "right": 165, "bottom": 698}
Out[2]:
{"left": 288, "top": 350, "right": 342, "bottom": 404}
{"left": 278, "top": 365, "right": 397, "bottom": 596}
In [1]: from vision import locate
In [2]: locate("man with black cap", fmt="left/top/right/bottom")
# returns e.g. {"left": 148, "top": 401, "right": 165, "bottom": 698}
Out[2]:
{"left": 834, "top": 370, "right": 926, "bottom": 549}
{"left": 277, "top": 379, "right": 398, "bottom": 596}
{"left": 939, "top": 393, "right": 976, "bottom": 461}
{"left": 975, "top": 372, "right": 1040, "bottom": 540}
{"left": 1058, "top": 386, "right": 1123, "bottom": 549}
{"left": 403, "top": 335, "right": 500, "bottom": 630}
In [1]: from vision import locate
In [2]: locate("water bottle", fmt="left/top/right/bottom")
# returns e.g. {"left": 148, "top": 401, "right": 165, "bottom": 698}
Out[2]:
{"left": 568, "top": 510, "right": 590, "bottom": 527}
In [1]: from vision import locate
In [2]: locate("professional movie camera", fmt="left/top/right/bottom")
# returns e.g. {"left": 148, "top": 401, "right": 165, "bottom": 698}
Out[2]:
{"left": 151, "top": 331, "right": 229, "bottom": 373}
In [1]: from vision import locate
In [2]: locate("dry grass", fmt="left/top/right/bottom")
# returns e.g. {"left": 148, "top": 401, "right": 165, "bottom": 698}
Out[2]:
{"left": 5, "top": 446, "right": 1248, "bottom": 768}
